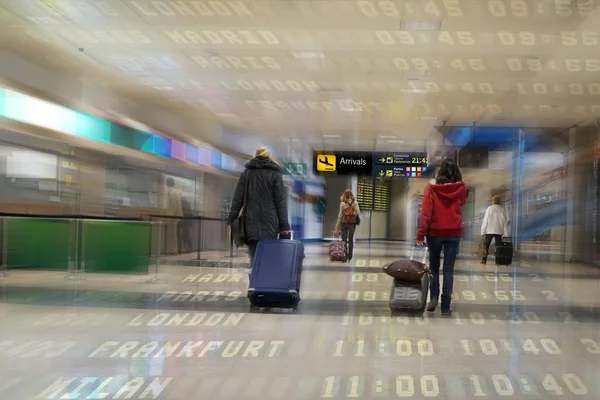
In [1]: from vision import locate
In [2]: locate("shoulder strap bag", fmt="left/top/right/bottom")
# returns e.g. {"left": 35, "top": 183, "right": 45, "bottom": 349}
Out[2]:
{"left": 232, "top": 171, "right": 250, "bottom": 247}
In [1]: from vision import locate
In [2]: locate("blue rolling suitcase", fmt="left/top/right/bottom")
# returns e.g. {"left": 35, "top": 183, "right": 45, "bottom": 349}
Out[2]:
{"left": 248, "top": 239, "right": 304, "bottom": 312}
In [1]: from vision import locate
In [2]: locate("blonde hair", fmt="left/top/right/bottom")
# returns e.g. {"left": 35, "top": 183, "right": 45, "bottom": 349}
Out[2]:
{"left": 492, "top": 195, "right": 501, "bottom": 205}
{"left": 255, "top": 147, "right": 275, "bottom": 162}
{"left": 341, "top": 189, "right": 355, "bottom": 203}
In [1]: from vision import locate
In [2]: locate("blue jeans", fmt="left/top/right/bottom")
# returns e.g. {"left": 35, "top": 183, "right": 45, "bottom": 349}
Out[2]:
{"left": 426, "top": 236, "right": 461, "bottom": 300}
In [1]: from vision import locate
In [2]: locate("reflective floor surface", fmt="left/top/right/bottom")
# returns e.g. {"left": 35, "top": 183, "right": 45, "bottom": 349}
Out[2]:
{"left": 1, "top": 242, "right": 599, "bottom": 399}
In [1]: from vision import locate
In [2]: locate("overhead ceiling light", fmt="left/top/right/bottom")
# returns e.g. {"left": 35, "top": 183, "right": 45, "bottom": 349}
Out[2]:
{"left": 399, "top": 21, "right": 442, "bottom": 31}
{"left": 323, "top": 134, "right": 341, "bottom": 138}
{"left": 401, "top": 89, "right": 428, "bottom": 94}
{"left": 292, "top": 52, "right": 325, "bottom": 59}
{"left": 216, "top": 113, "right": 237, "bottom": 117}
{"left": 417, "top": 116, "right": 439, "bottom": 120}
{"left": 387, "top": 140, "right": 406, "bottom": 143}
{"left": 379, "top": 135, "right": 398, "bottom": 139}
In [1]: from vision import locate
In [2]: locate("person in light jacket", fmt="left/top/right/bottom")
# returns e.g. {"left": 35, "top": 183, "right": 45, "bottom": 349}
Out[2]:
{"left": 335, "top": 189, "right": 361, "bottom": 261}
{"left": 480, "top": 195, "right": 509, "bottom": 265}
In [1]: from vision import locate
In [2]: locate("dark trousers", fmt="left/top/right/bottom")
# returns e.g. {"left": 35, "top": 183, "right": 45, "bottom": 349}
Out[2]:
{"left": 177, "top": 221, "right": 192, "bottom": 254}
{"left": 482, "top": 234, "right": 502, "bottom": 262}
{"left": 427, "top": 236, "right": 461, "bottom": 301}
{"left": 340, "top": 223, "right": 356, "bottom": 259}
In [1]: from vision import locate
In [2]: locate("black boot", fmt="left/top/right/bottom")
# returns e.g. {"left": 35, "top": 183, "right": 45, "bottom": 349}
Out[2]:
{"left": 427, "top": 298, "right": 438, "bottom": 312}
{"left": 441, "top": 294, "right": 452, "bottom": 316}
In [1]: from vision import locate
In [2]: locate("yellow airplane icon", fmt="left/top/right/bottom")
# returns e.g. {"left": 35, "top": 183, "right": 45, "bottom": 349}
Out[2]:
{"left": 316, "top": 154, "right": 336, "bottom": 172}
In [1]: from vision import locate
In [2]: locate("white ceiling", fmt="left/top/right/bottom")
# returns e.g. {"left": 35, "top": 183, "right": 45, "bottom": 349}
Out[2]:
{"left": 0, "top": 0, "right": 599, "bottom": 146}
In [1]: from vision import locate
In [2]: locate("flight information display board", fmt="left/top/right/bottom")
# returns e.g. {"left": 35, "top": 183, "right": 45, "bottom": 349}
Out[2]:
{"left": 356, "top": 176, "right": 390, "bottom": 212}
{"left": 373, "top": 178, "right": 390, "bottom": 212}
{"left": 356, "top": 176, "right": 373, "bottom": 211}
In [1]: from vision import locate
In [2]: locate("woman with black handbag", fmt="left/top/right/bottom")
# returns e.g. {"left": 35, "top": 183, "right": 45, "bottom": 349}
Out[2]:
{"left": 227, "top": 147, "right": 290, "bottom": 270}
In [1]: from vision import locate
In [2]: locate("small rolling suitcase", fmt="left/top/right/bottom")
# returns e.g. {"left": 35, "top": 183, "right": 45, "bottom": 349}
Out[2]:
{"left": 329, "top": 233, "right": 347, "bottom": 262}
{"left": 495, "top": 238, "right": 513, "bottom": 266}
{"left": 388, "top": 245, "right": 429, "bottom": 314}
{"left": 248, "top": 238, "right": 304, "bottom": 311}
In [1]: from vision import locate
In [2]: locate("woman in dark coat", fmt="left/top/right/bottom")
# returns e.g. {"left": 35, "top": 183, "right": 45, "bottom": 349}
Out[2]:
{"left": 227, "top": 147, "right": 290, "bottom": 268}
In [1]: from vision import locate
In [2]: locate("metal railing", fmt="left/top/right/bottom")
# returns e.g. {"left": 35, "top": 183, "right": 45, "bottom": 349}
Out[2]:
{"left": 146, "top": 214, "right": 234, "bottom": 279}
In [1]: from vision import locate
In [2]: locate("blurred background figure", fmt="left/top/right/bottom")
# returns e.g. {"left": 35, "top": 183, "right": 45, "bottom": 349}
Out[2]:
{"left": 166, "top": 177, "right": 183, "bottom": 255}
{"left": 335, "top": 189, "right": 360, "bottom": 261}
{"left": 480, "top": 195, "right": 510, "bottom": 265}
{"left": 180, "top": 195, "right": 193, "bottom": 254}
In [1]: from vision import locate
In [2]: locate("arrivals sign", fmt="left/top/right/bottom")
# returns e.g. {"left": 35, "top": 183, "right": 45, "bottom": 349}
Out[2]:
{"left": 313, "top": 151, "right": 373, "bottom": 176}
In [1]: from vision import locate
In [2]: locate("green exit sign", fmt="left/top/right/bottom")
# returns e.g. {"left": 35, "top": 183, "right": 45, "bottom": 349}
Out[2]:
{"left": 284, "top": 163, "right": 307, "bottom": 176}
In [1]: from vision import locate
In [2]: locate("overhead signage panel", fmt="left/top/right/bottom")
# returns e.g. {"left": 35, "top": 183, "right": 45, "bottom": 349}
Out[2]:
{"left": 284, "top": 163, "right": 308, "bottom": 177}
{"left": 373, "top": 152, "right": 430, "bottom": 179}
{"left": 313, "top": 151, "right": 373, "bottom": 176}
{"left": 314, "top": 150, "right": 430, "bottom": 178}
{"left": 374, "top": 165, "right": 427, "bottom": 178}
{"left": 374, "top": 152, "right": 428, "bottom": 166}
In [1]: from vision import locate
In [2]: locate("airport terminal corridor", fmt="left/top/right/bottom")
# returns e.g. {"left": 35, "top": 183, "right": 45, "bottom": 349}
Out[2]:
{"left": 1, "top": 242, "right": 600, "bottom": 399}
{"left": 2, "top": 0, "right": 600, "bottom": 398}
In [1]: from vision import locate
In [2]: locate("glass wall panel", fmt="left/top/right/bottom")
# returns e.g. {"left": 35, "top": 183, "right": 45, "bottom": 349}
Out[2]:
{"left": 105, "top": 166, "right": 159, "bottom": 209}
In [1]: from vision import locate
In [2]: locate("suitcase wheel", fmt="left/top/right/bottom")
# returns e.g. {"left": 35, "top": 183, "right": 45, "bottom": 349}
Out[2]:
{"left": 292, "top": 307, "right": 298, "bottom": 313}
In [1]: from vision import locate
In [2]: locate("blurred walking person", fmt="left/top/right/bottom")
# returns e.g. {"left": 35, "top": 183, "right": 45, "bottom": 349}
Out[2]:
{"left": 480, "top": 195, "right": 509, "bottom": 265}
{"left": 335, "top": 189, "right": 360, "bottom": 261}
{"left": 227, "top": 147, "right": 290, "bottom": 270}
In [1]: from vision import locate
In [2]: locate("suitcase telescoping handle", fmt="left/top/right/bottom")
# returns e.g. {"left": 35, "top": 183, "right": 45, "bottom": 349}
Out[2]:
{"left": 411, "top": 243, "right": 428, "bottom": 264}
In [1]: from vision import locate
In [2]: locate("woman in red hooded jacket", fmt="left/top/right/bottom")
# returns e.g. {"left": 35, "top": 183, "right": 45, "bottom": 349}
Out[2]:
{"left": 416, "top": 159, "right": 466, "bottom": 316}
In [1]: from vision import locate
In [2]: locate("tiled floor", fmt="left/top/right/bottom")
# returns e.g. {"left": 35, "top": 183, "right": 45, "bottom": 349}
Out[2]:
{"left": 1, "top": 242, "right": 599, "bottom": 399}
